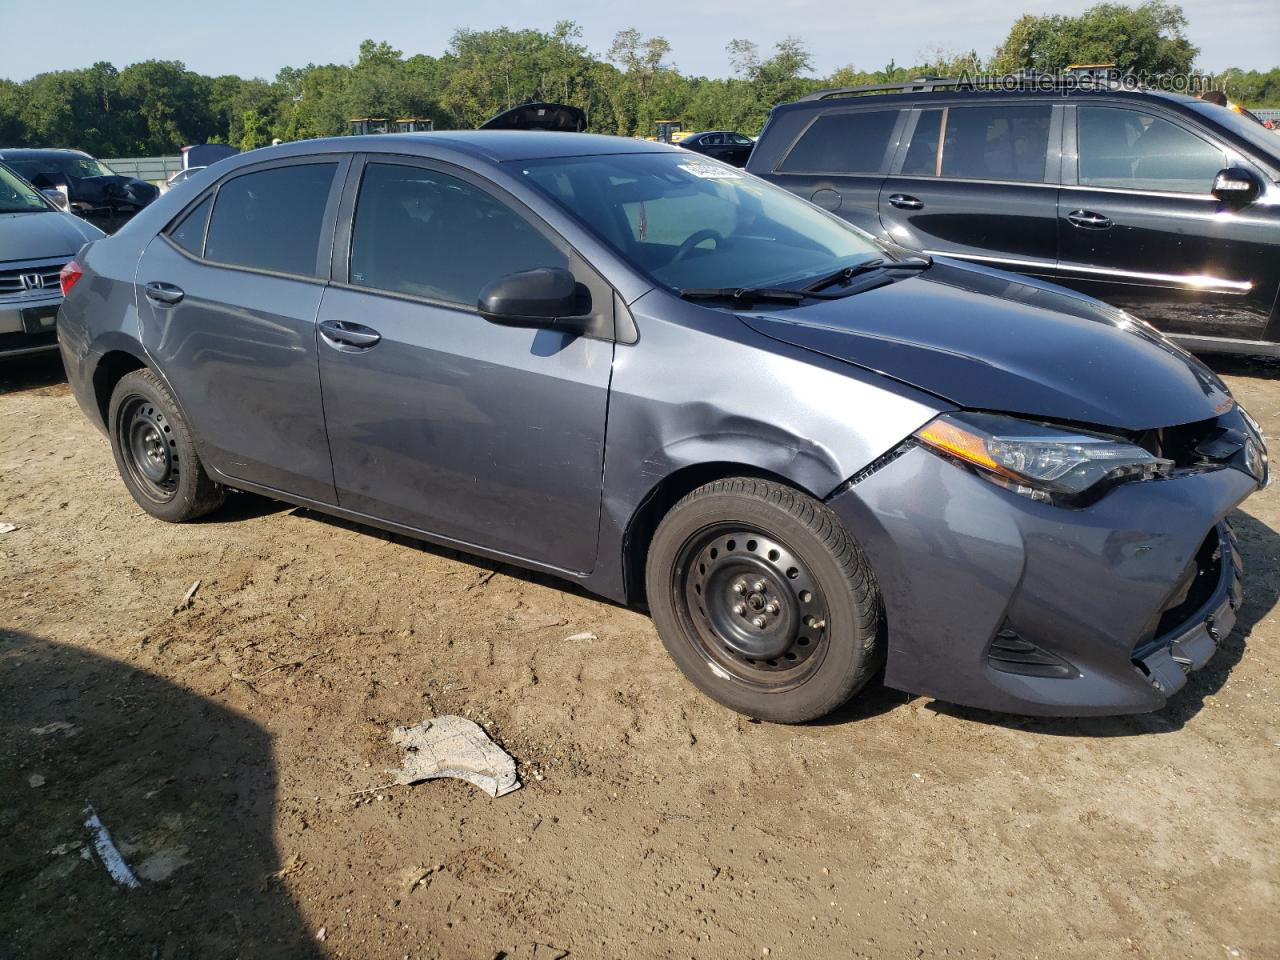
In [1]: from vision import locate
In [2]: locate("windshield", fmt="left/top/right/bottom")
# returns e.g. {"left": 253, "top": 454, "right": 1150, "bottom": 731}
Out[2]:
{"left": 1187, "top": 102, "right": 1280, "bottom": 171}
{"left": 0, "top": 163, "right": 51, "bottom": 214}
{"left": 519, "top": 152, "right": 886, "bottom": 291}
{"left": 6, "top": 153, "right": 115, "bottom": 184}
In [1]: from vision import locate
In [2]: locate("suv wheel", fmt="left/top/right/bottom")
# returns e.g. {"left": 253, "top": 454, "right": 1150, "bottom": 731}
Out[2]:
{"left": 645, "top": 477, "right": 882, "bottom": 723}
{"left": 108, "top": 368, "right": 226, "bottom": 522}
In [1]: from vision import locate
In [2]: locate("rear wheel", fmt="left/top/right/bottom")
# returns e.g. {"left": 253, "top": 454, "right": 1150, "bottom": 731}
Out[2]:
{"left": 108, "top": 368, "right": 225, "bottom": 522}
{"left": 645, "top": 477, "right": 882, "bottom": 723}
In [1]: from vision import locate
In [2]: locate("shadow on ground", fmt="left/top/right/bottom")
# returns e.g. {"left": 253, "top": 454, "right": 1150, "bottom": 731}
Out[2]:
{"left": 0, "top": 353, "right": 66, "bottom": 396}
{"left": 926, "top": 508, "right": 1280, "bottom": 737}
{"left": 0, "top": 630, "right": 322, "bottom": 960}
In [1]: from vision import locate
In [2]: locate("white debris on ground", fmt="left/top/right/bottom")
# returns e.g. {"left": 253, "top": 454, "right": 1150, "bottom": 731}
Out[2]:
{"left": 0, "top": 522, "right": 18, "bottom": 534}
{"left": 83, "top": 806, "right": 140, "bottom": 889}
{"left": 390, "top": 716, "right": 521, "bottom": 798}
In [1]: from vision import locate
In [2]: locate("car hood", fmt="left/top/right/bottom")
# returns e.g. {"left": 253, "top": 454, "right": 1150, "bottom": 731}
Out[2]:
{"left": 739, "top": 258, "right": 1233, "bottom": 431}
{"left": 0, "top": 211, "right": 102, "bottom": 262}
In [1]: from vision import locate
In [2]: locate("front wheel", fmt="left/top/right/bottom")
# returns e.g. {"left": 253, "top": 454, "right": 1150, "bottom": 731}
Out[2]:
{"left": 108, "top": 368, "right": 226, "bottom": 522}
{"left": 645, "top": 478, "right": 882, "bottom": 723}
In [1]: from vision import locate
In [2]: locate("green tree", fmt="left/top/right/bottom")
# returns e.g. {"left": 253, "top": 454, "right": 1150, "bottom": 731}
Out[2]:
{"left": 991, "top": 2, "right": 1198, "bottom": 76}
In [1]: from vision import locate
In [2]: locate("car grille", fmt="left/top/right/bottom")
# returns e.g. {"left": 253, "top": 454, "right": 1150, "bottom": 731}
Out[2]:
{"left": 0, "top": 260, "right": 66, "bottom": 297}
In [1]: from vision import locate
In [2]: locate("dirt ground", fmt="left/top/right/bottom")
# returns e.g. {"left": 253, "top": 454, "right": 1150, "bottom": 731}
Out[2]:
{"left": 2, "top": 352, "right": 1278, "bottom": 960}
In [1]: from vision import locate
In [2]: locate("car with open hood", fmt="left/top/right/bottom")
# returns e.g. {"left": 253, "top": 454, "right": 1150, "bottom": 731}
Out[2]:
{"left": 56, "top": 133, "right": 1268, "bottom": 722}
{"left": 0, "top": 148, "right": 160, "bottom": 234}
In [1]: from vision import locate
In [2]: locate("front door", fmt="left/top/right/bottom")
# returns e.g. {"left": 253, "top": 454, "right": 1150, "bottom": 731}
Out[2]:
{"left": 315, "top": 159, "right": 613, "bottom": 573}
{"left": 1057, "top": 104, "right": 1280, "bottom": 341}
{"left": 878, "top": 102, "right": 1060, "bottom": 282}
{"left": 136, "top": 159, "right": 344, "bottom": 503}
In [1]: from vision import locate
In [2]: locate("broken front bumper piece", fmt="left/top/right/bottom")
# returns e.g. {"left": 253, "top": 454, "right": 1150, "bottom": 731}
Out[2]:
{"left": 1134, "top": 522, "right": 1242, "bottom": 698}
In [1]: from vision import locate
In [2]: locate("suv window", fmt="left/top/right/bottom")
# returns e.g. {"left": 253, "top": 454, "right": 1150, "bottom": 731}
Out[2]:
{"left": 168, "top": 195, "right": 212, "bottom": 256}
{"left": 903, "top": 105, "right": 1051, "bottom": 182}
{"left": 779, "top": 110, "right": 900, "bottom": 174}
{"left": 349, "top": 162, "right": 567, "bottom": 305}
{"left": 204, "top": 163, "right": 336, "bottom": 276}
{"left": 1078, "top": 107, "right": 1226, "bottom": 194}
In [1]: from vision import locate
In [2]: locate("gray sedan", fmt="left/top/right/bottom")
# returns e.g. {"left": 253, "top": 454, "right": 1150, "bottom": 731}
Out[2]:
{"left": 0, "top": 162, "right": 102, "bottom": 359}
{"left": 56, "top": 133, "right": 1267, "bottom": 722}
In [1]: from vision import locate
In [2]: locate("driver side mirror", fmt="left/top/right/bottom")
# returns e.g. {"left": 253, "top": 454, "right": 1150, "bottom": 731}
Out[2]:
{"left": 1212, "top": 166, "right": 1260, "bottom": 203}
{"left": 477, "top": 267, "right": 592, "bottom": 331}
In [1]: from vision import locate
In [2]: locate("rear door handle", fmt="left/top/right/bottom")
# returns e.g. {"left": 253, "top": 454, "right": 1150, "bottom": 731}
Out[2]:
{"left": 1066, "top": 210, "right": 1113, "bottom": 230}
{"left": 143, "top": 281, "right": 184, "bottom": 306}
{"left": 888, "top": 194, "right": 923, "bottom": 210}
{"left": 319, "top": 319, "right": 381, "bottom": 351}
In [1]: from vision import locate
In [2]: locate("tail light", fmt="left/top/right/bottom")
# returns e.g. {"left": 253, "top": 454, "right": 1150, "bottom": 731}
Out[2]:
{"left": 59, "top": 259, "right": 83, "bottom": 297}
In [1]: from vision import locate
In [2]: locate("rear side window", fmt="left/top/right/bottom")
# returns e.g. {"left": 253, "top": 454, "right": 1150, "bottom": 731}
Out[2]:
{"left": 778, "top": 110, "right": 900, "bottom": 174}
{"left": 204, "top": 163, "right": 337, "bottom": 276}
{"left": 349, "top": 162, "right": 567, "bottom": 305}
{"left": 1078, "top": 107, "right": 1226, "bottom": 193}
{"left": 902, "top": 105, "right": 1051, "bottom": 182}
{"left": 167, "top": 195, "right": 212, "bottom": 256}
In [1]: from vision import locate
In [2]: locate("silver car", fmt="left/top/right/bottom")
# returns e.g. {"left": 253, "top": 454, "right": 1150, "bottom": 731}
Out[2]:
{"left": 0, "top": 162, "right": 103, "bottom": 359}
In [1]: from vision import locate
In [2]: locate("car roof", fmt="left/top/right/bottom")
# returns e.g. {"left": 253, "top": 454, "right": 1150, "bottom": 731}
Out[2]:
{"left": 272, "top": 131, "right": 679, "bottom": 164}
{"left": 771, "top": 86, "right": 1200, "bottom": 116}
{"left": 0, "top": 148, "right": 94, "bottom": 158}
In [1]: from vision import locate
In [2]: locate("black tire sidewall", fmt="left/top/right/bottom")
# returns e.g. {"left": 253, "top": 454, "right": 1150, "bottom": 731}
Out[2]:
{"left": 108, "top": 369, "right": 218, "bottom": 522}
{"left": 646, "top": 484, "right": 877, "bottom": 723}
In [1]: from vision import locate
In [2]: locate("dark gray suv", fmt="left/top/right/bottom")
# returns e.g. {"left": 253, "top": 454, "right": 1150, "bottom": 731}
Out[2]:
{"left": 58, "top": 133, "right": 1267, "bottom": 722}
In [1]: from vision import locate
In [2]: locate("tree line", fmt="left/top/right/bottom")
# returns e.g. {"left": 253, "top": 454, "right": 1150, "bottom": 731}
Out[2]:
{"left": 1, "top": 3, "right": 1277, "bottom": 158}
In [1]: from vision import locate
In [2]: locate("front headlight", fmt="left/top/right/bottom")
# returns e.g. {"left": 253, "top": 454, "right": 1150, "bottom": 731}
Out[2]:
{"left": 914, "top": 412, "right": 1172, "bottom": 502}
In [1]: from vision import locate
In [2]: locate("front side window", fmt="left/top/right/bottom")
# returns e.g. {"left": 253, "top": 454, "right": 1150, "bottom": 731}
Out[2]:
{"left": 779, "top": 110, "right": 901, "bottom": 174}
{"left": 902, "top": 105, "right": 1051, "bottom": 182}
{"left": 521, "top": 152, "right": 886, "bottom": 291}
{"left": 1078, "top": 107, "right": 1226, "bottom": 194}
{"left": 729, "top": 134, "right": 753, "bottom": 145}
{"left": 6, "top": 153, "right": 115, "bottom": 184}
{"left": 204, "top": 163, "right": 336, "bottom": 276}
{"left": 349, "top": 163, "right": 568, "bottom": 304}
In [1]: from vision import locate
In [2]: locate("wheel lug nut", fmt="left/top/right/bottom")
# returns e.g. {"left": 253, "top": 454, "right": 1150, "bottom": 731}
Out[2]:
{"left": 733, "top": 603, "right": 746, "bottom": 616}
{"left": 766, "top": 601, "right": 780, "bottom": 614}
{"left": 732, "top": 582, "right": 745, "bottom": 594}
{"left": 752, "top": 616, "right": 766, "bottom": 628}
{"left": 752, "top": 580, "right": 765, "bottom": 592}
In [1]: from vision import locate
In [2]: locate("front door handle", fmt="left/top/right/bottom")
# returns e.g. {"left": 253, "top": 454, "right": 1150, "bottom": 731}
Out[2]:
{"left": 1067, "top": 210, "right": 1113, "bottom": 230}
{"left": 143, "top": 281, "right": 184, "bottom": 306}
{"left": 319, "top": 319, "right": 381, "bottom": 350}
{"left": 888, "top": 194, "right": 924, "bottom": 210}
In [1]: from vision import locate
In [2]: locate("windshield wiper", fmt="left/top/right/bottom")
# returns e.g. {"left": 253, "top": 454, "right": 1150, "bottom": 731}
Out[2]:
{"left": 679, "top": 287, "right": 806, "bottom": 305}
{"left": 803, "top": 255, "right": 931, "bottom": 293}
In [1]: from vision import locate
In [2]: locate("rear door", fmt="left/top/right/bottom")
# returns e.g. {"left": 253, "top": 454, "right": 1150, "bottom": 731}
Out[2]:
{"left": 1057, "top": 103, "right": 1279, "bottom": 342}
{"left": 136, "top": 157, "right": 346, "bottom": 503}
{"left": 314, "top": 157, "right": 614, "bottom": 573}
{"left": 765, "top": 107, "right": 908, "bottom": 235}
{"left": 878, "top": 101, "right": 1061, "bottom": 281}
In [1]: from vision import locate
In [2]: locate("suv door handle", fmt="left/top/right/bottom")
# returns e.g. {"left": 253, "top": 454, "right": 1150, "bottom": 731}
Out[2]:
{"left": 1067, "top": 210, "right": 1113, "bottom": 230}
{"left": 143, "top": 281, "right": 184, "bottom": 306}
{"left": 888, "top": 194, "right": 923, "bottom": 210}
{"left": 319, "top": 319, "right": 381, "bottom": 350}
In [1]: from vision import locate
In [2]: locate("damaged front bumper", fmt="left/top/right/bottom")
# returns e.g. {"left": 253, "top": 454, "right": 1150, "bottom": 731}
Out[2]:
{"left": 828, "top": 442, "right": 1260, "bottom": 717}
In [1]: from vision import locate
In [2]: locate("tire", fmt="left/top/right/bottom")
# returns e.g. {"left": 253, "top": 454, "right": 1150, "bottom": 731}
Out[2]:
{"left": 645, "top": 477, "right": 882, "bottom": 723}
{"left": 107, "top": 368, "right": 226, "bottom": 522}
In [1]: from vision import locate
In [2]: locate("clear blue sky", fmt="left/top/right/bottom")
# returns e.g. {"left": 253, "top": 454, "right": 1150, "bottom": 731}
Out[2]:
{"left": 5, "top": 0, "right": 1276, "bottom": 81}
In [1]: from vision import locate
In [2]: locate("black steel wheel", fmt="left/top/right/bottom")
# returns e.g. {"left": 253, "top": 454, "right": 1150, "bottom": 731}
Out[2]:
{"left": 646, "top": 477, "right": 882, "bottom": 723}
{"left": 675, "top": 525, "right": 831, "bottom": 691}
{"left": 108, "top": 368, "right": 226, "bottom": 522}
{"left": 115, "top": 395, "right": 180, "bottom": 503}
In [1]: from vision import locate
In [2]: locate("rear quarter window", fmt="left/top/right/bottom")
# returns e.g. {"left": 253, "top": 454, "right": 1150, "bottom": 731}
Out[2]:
{"left": 203, "top": 163, "right": 337, "bottom": 277}
{"left": 778, "top": 110, "right": 901, "bottom": 174}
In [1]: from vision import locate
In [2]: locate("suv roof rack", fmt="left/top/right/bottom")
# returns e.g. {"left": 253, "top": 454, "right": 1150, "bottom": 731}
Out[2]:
{"left": 800, "top": 72, "right": 1137, "bottom": 101}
